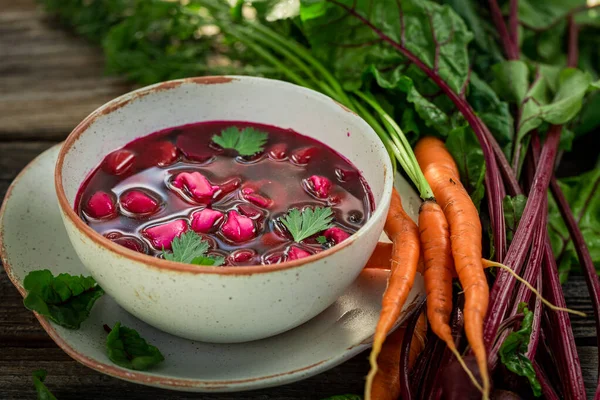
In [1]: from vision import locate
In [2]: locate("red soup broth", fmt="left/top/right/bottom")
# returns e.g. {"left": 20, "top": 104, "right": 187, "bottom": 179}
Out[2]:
{"left": 75, "top": 121, "right": 374, "bottom": 266}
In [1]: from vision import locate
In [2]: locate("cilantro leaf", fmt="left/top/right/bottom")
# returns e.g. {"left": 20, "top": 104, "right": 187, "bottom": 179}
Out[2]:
{"left": 32, "top": 369, "right": 57, "bottom": 400}
{"left": 316, "top": 235, "right": 327, "bottom": 244}
{"left": 499, "top": 303, "right": 542, "bottom": 397}
{"left": 162, "top": 231, "right": 224, "bottom": 266}
{"left": 23, "top": 270, "right": 105, "bottom": 329}
{"left": 106, "top": 322, "right": 164, "bottom": 371}
{"left": 281, "top": 207, "right": 333, "bottom": 243}
{"left": 212, "top": 127, "right": 268, "bottom": 156}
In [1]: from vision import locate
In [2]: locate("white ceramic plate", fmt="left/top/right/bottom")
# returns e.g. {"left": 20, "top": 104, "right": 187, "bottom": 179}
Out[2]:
{"left": 0, "top": 144, "right": 424, "bottom": 392}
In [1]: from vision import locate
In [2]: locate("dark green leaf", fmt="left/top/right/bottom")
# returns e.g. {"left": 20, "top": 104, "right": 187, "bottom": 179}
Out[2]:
{"left": 468, "top": 72, "right": 514, "bottom": 158}
{"left": 163, "top": 231, "right": 224, "bottom": 266}
{"left": 503, "top": 195, "right": 528, "bottom": 244}
{"left": 316, "top": 235, "right": 327, "bottom": 244}
{"left": 548, "top": 167, "right": 600, "bottom": 282}
{"left": 445, "top": 126, "right": 486, "bottom": 210}
{"left": 32, "top": 369, "right": 57, "bottom": 400}
{"left": 106, "top": 322, "right": 164, "bottom": 371}
{"left": 23, "top": 270, "right": 104, "bottom": 329}
{"left": 281, "top": 206, "right": 333, "bottom": 242}
{"left": 499, "top": 304, "right": 541, "bottom": 397}
{"left": 212, "top": 127, "right": 268, "bottom": 156}
{"left": 518, "top": 68, "right": 593, "bottom": 140}
{"left": 300, "top": 0, "right": 473, "bottom": 94}
{"left": 491, "top": 61, "right": 530, "bottom": 104}
{"left": 574, "top": 92, "right": 600, "bottom": 137}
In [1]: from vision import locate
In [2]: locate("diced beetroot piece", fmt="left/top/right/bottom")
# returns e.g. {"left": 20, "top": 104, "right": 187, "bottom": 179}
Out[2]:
{"left": 287, "top": 246, "right": 312, "bottom": 261}
{"left": 120, "top": 190, "right": 159, "bottom": 214}
{"left": 221, "top": 211, "right": 256, "bottom": 242}
{"left": 263, "top": 251, "right": 285, "bottom": 265}
{"left": 85, "top": 191, "right": 116, "bottom": 219}
{"left": 307, "top": 175, "right": 332, "bottom": 199}
{"left": 324, "top": 227, "right": 351, "bottom": 244}
{"left": 335, "top": 168, "right": 359, "bottom": 182}
{"left": 268, "top": 144, "right": 287, "bottom": 160}
{"left": 291, "top": 147, "right": 318, "bottom": 165}
{"left": 228, "top": 249, "right": 257, "bottom": 264}
{"left": 241, "top": 187, "right": 273, "bottom": 208}
{"left": 190, "top": 208, "right": 224, "bottom": 233}
{"left": 103, "top": 149, "right": 136, "bottom": 175}
{"left": 142, "top": 219, "right": 188, "bottom": 250}
{"left": 138, "top": 141, "right": 179, "bottom": 168}
{"left": 176, "top": 133, "right": 215, "bottom": 163}
{"left": 172, "top": 172, "right": 219, "bottom": 203}
{"left": 214, "top": 178, "right": 241, "bottom": 200}
{"left": 237, "top": 203, "right": 264, "bottom": 220}
{"left": 113, "top": 236, "right": 146, "bottom": 253}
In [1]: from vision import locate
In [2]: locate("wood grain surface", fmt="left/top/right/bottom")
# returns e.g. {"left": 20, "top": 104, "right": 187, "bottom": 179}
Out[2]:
{"left": 0, "top": 0, "right": 597, "bottom": 399}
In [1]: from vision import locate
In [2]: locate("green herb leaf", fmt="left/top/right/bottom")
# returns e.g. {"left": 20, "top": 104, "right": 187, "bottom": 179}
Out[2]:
{"left": 163, "top": 231, "right": 224, "bottom": 266}
{"left": 281, "top": 207, "right": 333, "bottom": 243}
{"left": 23, "top": 270, "right": 104, "bottom": 329}
{"left": 503, "top": 195, "right": 528, "bottom": 244}
{"left": 106, "top": 322, "right": 164, "bottom": 371}
{"left": 446, "top": 126, "right": 486, "bottom": 210}
{"left": 518, "top": 68, "right": 594, "bottom": 140}
{"left": 548, "top": 168, "right": 600, "bottom": 282}
{"left": 491, "top": 61, "right": 530, "bottom": 105}
{"left": 32, "top": 369, "right": 57, "bottom": 400}
{"left": 316, "top": 235, "right": 327, "bottom": 244}
{"left": 212, "top": 127, "right": 268, "bottom": 156}
{"left": 499, "top": 303, "right": 542, "bottom": 397}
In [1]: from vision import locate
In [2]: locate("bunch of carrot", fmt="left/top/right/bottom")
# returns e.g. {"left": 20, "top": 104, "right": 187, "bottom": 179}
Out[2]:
{"left": 363, "top": 134, "right": 490, "bottom": 399}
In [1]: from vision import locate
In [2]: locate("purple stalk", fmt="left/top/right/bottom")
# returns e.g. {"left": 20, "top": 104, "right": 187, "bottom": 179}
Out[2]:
{"left": 400, "top": 296, "right": 427, "bottom": 400}
{"left": 525, "top": 274, "right": 542, "bottom": 359}
{"left": 550, "top": 177, "right": 600, "bottom": 379}
{"left": 488, "top": 0, "right": 519, "bottom": 60}
{"left": 542, "top": 240, "right": 586, "bottom": 399}
{"left": 483, "top": 125, "right": 561, "bottom": 347}
{"left": 327, "top": 0, "right": 507, "bottom": 261}
{"left": 533, "top": 361, "right": 561, "bottom": 400}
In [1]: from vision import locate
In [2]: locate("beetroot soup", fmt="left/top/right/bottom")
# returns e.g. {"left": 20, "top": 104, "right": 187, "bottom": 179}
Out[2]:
{"left": 75, "top": 121, "right": 373, "bottom": 266}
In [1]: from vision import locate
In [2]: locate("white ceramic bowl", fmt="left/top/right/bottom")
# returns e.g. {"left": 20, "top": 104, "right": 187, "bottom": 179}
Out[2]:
{"left": 55, "top": 76, "right": 394, "bottom": 343}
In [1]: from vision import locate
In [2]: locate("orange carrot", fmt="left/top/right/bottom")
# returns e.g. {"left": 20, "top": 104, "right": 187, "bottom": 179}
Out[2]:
{"left": 415, "top": 137, "right": 490, "bottom": 399}
{"left": 370, "top": 312, "right": 428, "bottom": 400}
{"left": 365, "top": 188, "right": 420, "bottom": 400}
{"left": 365, "top": 242, "right": 394, "bottom": 269}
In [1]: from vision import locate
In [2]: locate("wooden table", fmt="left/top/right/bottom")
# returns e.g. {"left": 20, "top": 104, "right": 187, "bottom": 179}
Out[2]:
{"left": 0, "top": 1, "right": 597, "bottom": 398}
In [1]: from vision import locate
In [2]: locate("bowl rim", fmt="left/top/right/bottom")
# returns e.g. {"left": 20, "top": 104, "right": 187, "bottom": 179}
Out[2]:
{"left": 54, "top": 75, "right": 394, "bottom": 276}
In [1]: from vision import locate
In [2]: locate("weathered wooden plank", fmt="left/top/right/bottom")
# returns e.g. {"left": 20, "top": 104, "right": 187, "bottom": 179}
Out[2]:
{"left": 0, "top": 7, "right": 133, "bottom": 140}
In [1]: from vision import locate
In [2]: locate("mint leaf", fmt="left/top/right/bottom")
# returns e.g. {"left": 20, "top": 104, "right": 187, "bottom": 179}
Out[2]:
{"left": 23, "top": 270, "right": 104, "bottom": 329}
{"left": 281, "top": 207, "right": 333, "bottom": 243}
{"left": 504, "top": 195, "right": 528, "bottom": 244}
{"left": 32, "top": 369, "right": 57, "bottom": 400}
{"left": 163, "top": 231, "right": 224, "bottom": 266}
{"left": 212, "top": 127, "right": 268, "bottom": 156}
{"left": 445, "top": 125, "right": 486, "bottom": 210}
{"left": 106, "top": 322, "right": 164, "bottom": 371}
{"left": 499, "top": 304, "right": 541, "bottom": 397}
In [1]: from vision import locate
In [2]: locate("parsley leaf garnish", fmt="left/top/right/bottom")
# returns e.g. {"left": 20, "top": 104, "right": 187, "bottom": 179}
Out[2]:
{"left": 162, "top": 231, "right": 225, "bottom": 266}
{"left": 32, "top": 369, "right": 57, "bottom": 400}
{"left": 106, "top": 322, "right": 164, "bottom": 371}
{"left": 23, "top": 270, "right": 105, "bottom": 329}
{"left": 281, "top": 207, "right": 334, "bottom": 243}
{"left": 212, "top": 127, "right": 268, "bottom": 156}
{"left": 316, "top": 235, "right": 327, "bottom": 244}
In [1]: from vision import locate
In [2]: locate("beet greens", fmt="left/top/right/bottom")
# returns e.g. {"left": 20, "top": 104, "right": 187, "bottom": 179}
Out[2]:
{"left": 37, "top": 0, "right": 600, "bottom": 397}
